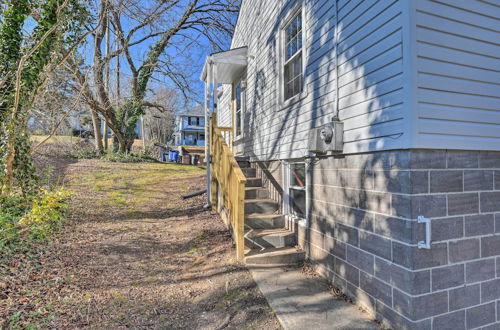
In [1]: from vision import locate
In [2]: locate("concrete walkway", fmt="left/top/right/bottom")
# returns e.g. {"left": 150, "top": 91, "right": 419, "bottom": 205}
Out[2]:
{"left": 249, "top": 265, "right": 380, "bottom": 330}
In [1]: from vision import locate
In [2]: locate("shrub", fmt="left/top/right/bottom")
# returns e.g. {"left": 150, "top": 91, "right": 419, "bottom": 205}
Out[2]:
{"left": 70, "top": 149, "right": 158, "bottom": 163}
{"left": 0, "top": 188, "right": 72, "bottom": 250}
{"left": 101, "top": 152, "right": 157, "bottom": 163}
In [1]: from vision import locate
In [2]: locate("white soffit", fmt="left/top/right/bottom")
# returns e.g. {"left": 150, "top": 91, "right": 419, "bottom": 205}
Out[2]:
{"left": 200, "top": 46, "right": 248, "bottom": 83}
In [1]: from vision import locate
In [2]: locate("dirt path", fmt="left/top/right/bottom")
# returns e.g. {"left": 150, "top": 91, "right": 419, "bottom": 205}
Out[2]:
{"left": 1, "top": 159, "right": 281, "bottom": 329}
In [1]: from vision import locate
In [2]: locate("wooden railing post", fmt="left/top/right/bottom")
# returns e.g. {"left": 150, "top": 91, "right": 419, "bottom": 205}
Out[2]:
{"left": 209, "top": 121, "right": 247, "bottom": 262}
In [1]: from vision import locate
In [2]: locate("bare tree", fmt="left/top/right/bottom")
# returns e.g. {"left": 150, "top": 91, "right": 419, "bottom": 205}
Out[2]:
{"left": 143, "top": 88, "right": 179, "bottom": 145}
{"left": 67, "top": 0, "right": 239, "bottom": 153}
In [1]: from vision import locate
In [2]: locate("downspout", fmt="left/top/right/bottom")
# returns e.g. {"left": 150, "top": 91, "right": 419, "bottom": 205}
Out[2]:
{"left": 204, "top": 58, "right": 212, "bottom": 208}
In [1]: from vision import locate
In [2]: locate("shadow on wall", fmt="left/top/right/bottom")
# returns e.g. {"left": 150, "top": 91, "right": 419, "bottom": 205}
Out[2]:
{"left": 239, "top": 0, "right": 409, "bottom": 320}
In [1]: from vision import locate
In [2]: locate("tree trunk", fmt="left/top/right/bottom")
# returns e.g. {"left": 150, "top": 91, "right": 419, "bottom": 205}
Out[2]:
{"left": 2, "top": 135, "right": 16, "bottom": 194}
{"left": 90, "top": 109, "right": 104, "bottom": 154}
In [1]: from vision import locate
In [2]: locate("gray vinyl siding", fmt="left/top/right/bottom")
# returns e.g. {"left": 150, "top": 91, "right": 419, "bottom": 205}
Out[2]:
{"left": 413, "top": 0, "right": 500, "bottom": 150}
{"left": 218, "top": 0, "right": 408, "bottom": 161}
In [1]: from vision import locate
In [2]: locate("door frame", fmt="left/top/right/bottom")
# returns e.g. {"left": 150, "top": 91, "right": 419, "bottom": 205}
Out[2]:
{"left": 232, "top": 77, "right": 246, "bottom": 144}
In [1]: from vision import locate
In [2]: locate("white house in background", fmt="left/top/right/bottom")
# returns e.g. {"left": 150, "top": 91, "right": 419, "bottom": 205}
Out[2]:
{"left": 201, "top": 0, "right": 500, "bottom": 329}
{"left": 173, "top": 105, "right": 206, "bottom": 146}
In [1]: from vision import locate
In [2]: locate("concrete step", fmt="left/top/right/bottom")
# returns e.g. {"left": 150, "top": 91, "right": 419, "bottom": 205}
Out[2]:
{"left": 244, "top": 199, "right": 279, "bottom": 214}
{"left": 235, "top": 156, "right": 250, "bottom": 169}
{"left": 245, "top": 187, "right": 269, "bottom": 200}
{"left": 245, "top": 213, "right": 285, "bottom": 229}
{"left": 241, "top": 167, "right": 257, "bottom": 178}
{"left": 249, "top": 267, "right": 380, "bottom": 329}
{"left": 245, "top": 177, "right": 262, "bottom": 187}
{"left": 245, "top": 228, "right": 296, "bottom": 249}
{"left": 245, "top": 247, "right": 304, "bottom": 266}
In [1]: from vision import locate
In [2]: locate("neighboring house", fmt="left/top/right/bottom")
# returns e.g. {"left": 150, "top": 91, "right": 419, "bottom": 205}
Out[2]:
{"left": 201, "top": 1, "right": 500, "bottom": 329}
{"left": 173, "top": 106, "right": 206, "bottom": 146}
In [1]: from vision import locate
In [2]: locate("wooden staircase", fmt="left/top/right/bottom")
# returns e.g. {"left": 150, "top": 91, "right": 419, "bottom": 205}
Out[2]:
{"left": 237, "top": 158, "right": 305, "bottom": 266}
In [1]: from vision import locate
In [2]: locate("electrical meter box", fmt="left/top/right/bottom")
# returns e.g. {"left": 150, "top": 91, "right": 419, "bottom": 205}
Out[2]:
{"left": 308, "top": 120, "right": 344, "bottom": 154}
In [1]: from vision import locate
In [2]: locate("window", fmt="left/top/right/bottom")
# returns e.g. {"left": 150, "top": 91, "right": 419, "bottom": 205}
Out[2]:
{"left": 234, "top": 81, "right": 244, "bottom": 138}
{"left": 283, "top": 11, "right": 303, "bottom": 101}
{"left": 286, "top": 162, "right": 306, "bottom": 219}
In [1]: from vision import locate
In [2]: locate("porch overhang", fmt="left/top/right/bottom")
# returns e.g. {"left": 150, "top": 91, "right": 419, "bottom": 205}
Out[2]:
{"left": 200, "top": 46, "right": 248, "bottom": 208}
{"left": 200, "top": 46, "right": 248, "bottom": 83}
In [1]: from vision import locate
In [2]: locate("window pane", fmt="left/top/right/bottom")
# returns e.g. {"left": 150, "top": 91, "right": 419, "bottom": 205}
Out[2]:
{"left": 293, "top": 78, "right": 300, "bottom": 96}
{"left": 235, "top": 83, "right": 244, "bottom": 136}
{"left": 291, "top": 38, "right": 297, "bottom": 57}
{"left": 294, "top": 55, "right": 302, "bottom": 76}
{"left": 236, "top": 112, "right": 241, "bottom": 136}
{"left": 235, "top": 85, "right": 241, "bottom": 110}
{"left": 290, "top": 188, "right": 306, "bottom": 217}
{"left": 284, "top": 55, "right": 302, "bottom": 100}
{"left": 286, "top": 24, "right": 293, "bottom": 43}
{"left": 284, "top": 12, "right": 302, "bottom": 61}
{"left": 286, "top": 42, "right": 293, "bottom": 60}
{"left": 290, "top": 163, "right": 305, "bottom": 188}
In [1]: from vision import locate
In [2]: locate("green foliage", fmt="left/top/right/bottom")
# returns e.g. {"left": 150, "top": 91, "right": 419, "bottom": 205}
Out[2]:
{"left": 0, "top": 187, "right": 72, "bottom": 250}
{"left": 101, "top": 152, "right": 157, "bottom": 163}
{"left": 0, "top": 0, "right": 89, "bottom": 194}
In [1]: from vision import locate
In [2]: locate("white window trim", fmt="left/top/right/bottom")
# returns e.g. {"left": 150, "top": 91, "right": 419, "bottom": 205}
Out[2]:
{"left": 277, "top": 2, "right": 308, "bottom": 111}
{"left": 282, "top": 160, "right": 309, "bottom": 228}
{"left": 233, "top": 77, "right": 245, "bottom": 141}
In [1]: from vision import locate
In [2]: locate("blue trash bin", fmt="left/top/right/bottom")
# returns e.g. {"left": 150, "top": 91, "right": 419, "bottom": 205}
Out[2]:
{"left": 172, "top": 150, "right": 179, "bottom": 162}
{"left": 168, "top": 150, "right": 174, "bottom": 161}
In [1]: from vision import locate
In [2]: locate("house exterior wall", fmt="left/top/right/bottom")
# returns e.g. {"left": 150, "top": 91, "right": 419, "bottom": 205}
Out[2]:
{"left": 218, "top": 0, "right": 409, "bottom": 160}
{"left": 174, "top": 115, "right": 205, "bottom": 146}
{"left": 219, "top": 0, "right": 500, "bottom": 157}
{"left": 255, "top": 150, "right": 500, "bottom": 329}
{"left": 412, "top": 0, "right": 500, "bottom": 151}
{"left": 214, "top": 0, "right": 500, "bottom": 328}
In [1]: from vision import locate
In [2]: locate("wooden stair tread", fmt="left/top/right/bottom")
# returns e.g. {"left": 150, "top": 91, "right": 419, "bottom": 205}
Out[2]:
{"left": 245, "top": 213, "right": 284, "bottom": 219}
{"left": 245, "top": 228, "right": 293, "bottom": 237}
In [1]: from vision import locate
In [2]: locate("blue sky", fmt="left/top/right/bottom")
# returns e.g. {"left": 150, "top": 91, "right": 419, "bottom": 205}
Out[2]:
{"left": 81, "top": 0, "right": 238, "bottom": 111}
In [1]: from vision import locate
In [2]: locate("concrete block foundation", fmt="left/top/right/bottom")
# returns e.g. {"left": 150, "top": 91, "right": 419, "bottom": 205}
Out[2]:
{"left": 252, "top": 150, "right": 500, "bottom": 329}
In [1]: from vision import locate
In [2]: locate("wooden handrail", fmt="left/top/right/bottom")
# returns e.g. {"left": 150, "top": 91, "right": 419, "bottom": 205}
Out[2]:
{"left": 210, "top": 116, "right": 246, "bottom": 261}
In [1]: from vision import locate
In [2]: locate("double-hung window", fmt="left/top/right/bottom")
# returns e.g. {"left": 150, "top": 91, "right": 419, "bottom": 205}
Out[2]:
{"left": 234, "top": 81, "right": 244, "bottom": 138}
{"left": 283, "top": 11, "right": 303, "bottom": 101}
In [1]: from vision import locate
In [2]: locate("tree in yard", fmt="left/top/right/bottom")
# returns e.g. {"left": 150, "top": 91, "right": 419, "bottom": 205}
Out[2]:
{"left": 69, "top": 0, "right": 239, "bottom": 153}
{"left": 28, "top": 68, "right": 79, "bottom": 136}
{"left": 0, "top": 0, "right": 89, "bottom": 194}
{"left": 143, "top": 88, "right": 179, "bottom": 146}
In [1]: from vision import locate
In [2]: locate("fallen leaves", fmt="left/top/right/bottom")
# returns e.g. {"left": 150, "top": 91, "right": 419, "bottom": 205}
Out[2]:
{"left": 1, "top": 158, "right": 281, "bottom": 329}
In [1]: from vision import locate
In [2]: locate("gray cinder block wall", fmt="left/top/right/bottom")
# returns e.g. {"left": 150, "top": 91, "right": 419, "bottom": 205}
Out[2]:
{"left": 256, "top": 150, "right": 500, "bottom": 329}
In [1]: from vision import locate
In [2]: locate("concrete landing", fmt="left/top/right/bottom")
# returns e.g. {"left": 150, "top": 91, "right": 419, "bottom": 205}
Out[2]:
{"left": 249, "top": 266, "right": 380, "bottom": 330}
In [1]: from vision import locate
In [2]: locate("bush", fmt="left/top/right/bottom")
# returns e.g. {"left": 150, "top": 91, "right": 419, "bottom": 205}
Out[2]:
{"left": 0, "top": 188, "right": 72, "bottom": 250}
{"left": 101, "top": 152, "right": 157, "bottom": 163}
{"left": 70, "top": 149, "right": 158, "bottom": 163}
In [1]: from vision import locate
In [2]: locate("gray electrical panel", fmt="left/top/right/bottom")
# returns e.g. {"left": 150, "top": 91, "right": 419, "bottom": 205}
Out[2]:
{"left": 308, "top": 120, "right": 344, "bottom": 154}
